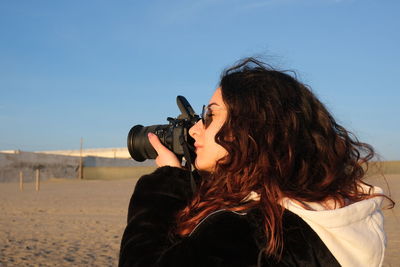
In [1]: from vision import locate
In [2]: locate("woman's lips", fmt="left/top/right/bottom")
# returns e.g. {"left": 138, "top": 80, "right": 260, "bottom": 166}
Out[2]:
{"left": 194, "top": 143, "right": 202, "bottom": 150}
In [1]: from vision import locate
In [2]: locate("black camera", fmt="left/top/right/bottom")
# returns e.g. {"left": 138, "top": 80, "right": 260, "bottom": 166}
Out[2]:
{"left": 127, "top": 96, "right": 199, "bottom": 162}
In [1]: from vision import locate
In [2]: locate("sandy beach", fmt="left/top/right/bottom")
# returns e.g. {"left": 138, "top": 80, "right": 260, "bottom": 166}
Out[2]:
{"left": 1, "top": 174, "right": 399, "bottom": 266}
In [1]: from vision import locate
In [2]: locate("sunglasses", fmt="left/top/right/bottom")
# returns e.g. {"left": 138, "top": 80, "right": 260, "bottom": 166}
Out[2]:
{"left": 200, "top": 105, "right": 226, "bottom": 128}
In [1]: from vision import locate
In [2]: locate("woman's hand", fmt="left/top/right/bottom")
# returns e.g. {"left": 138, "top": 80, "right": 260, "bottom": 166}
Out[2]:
{"left": 148, "top": 133, "right": 182, "bottom": 168}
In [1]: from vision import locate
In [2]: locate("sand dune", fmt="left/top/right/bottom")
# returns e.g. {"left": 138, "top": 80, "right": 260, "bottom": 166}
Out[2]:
{"left": 1, "top": 174, "right": 399, "bottom": 266}
{"left": 0, "top": 178, "right": 137, "bottom": 266}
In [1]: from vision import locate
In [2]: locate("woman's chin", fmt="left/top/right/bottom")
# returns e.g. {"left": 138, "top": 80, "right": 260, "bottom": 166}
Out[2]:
{"left": 194, "top": 160, "right": 214, "bottom": 173}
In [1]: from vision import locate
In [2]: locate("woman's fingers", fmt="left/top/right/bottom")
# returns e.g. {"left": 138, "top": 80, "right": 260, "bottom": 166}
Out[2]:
{"left": 148, "top": 133, "right": 182, "bottom": 168}
{"left": 148, "top": 132, "right": 167, "bottom": 154}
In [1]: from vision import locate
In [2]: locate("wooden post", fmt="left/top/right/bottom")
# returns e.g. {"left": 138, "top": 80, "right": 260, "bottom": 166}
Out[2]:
{"left": 19, "top": 171, "right": 24, "bottom": 191}
{"left": 35, "top": 169, "right": 40, "bottom": 191}
{"left": 79, "top": 137, "right": 83, "bottom": 179}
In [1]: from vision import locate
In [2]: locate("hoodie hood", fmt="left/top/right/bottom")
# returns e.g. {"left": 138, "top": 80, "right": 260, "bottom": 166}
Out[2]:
{"left": 282, "top": 185, "right": 386, "bottom": 267}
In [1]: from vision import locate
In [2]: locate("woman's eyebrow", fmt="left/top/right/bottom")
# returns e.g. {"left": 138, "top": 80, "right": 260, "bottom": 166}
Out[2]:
{"left": 207, "top": 102, "right": 220, "bottom": 108}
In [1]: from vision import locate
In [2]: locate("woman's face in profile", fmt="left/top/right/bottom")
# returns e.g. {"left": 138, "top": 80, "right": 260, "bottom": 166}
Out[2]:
{"left": 189, "top": 88, "right": 228, "bottom": 172}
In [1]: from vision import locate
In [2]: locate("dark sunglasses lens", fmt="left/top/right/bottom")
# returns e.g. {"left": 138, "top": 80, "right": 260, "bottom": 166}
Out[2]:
{"left": 200, "top": 105, "right": 213, "bottom": 128}
{"left": 201, "top": 105, "right": 206, "bottom": 124}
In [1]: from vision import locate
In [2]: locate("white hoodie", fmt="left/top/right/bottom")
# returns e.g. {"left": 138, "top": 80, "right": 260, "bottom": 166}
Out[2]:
{"left": 281, "top": 185, "right": 386, "bottom": 267}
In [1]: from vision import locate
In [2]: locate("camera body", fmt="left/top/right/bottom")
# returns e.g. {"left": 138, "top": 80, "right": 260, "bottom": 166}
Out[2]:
{"left": 127, "top": 96, "right": 199, "bottom": 162}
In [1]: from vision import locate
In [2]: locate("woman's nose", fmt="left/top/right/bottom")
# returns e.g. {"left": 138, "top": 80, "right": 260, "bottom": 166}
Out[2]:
{"left": 189, "top": 120, "right": 202, "bottom": 138}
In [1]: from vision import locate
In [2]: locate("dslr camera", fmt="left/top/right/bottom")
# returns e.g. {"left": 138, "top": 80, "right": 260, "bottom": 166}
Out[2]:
{"left": 127, "top": 96, "right": 199, "bottom": 162}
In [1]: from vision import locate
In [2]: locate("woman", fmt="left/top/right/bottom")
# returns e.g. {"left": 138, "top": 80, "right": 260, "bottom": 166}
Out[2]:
{"left": 119, "top": 58, "right": 392, "bottom": 266}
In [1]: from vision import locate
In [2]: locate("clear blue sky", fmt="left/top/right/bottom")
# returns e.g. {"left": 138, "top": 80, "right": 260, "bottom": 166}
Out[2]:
{"left": 0, "top": 0, "right": 399, "bottom": 160}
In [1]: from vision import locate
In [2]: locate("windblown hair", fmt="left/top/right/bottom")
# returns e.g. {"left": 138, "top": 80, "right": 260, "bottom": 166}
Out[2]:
{"left": 175, "top": 58, "right": 392, "bottom": 257}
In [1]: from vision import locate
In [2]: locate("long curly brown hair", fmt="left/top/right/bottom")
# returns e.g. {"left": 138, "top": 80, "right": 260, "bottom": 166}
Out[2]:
{"left": 175, "top": 58, "right": 392, "bottom": 257}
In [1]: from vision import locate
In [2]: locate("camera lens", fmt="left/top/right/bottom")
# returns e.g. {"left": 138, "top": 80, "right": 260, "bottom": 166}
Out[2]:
{"left": 127, "top": 125, "right": 158, "bottom": 162}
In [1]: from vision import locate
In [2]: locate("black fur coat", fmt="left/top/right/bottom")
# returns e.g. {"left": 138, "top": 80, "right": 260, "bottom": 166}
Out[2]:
{"left": 119, "top": 166, "right": 340, "bottom": 267}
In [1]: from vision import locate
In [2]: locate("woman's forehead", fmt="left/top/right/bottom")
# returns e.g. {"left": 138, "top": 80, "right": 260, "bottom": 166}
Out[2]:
{"left": 208, "top": 88, "right": 224, "bottom": 106}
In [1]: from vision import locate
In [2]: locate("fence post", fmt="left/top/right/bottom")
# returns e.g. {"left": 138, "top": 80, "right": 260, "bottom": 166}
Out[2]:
{"left": 19, "top": 171, "right": 24, "bottom": 191}
{"left": 79, "top": 137, "right": 83, "bottom": 179}
{"left": 35, "top": 169, "right": 40, "bottom": 191}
